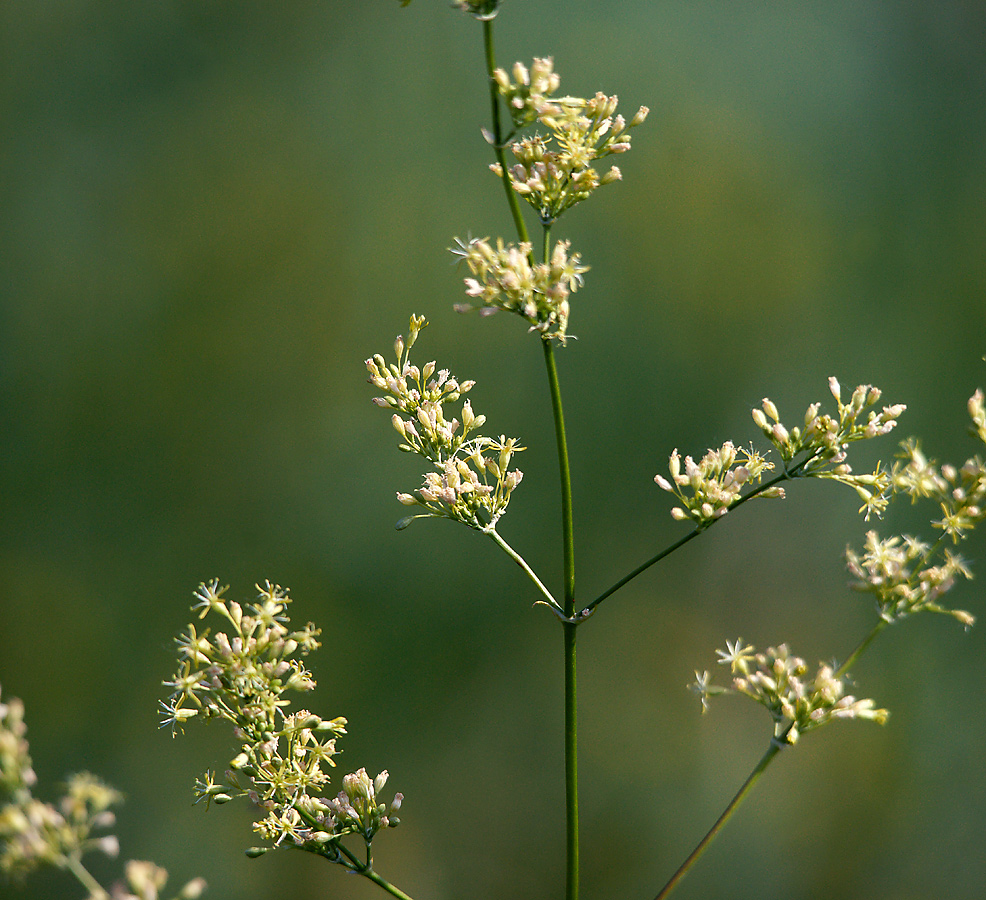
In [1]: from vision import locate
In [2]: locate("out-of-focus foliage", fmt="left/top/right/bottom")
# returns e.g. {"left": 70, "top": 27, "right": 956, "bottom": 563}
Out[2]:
{"left": 2, "top": 2, "right": 985, "bottom": 899}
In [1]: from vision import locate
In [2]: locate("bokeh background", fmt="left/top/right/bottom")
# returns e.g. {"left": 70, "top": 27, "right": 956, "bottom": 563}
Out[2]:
{"left": 3, "top": 2, "right": 986, "bottom": 899}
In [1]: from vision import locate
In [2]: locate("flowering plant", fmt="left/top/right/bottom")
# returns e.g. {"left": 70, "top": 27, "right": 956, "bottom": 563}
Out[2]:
{"left": 151, "top": 3, "right": 984, "bottom": 899}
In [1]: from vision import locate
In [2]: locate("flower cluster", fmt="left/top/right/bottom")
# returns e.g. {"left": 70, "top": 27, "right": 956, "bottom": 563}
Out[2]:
{"left": 450, "top": 237, "right": 588, "bottom": 342}
{"left": 692, "top": 641, "right": 888, "bottom": 745}
{"left": 843, "top": 394, "right": 986, "bottom": 625}
{"left": 326, "top": 769, "right": 402, "bottom": 845}
{"left": 161, "top": 581, "right": 401, "bottom": 861}
{"left": 653, "top": 441, "right": 779, "bottom": 528}
{"left": 492, "top": 58, "right": 562, "bottom": 131}
{"left": 367, "top": 315, "right": 524, "bottom": 530}
{"left": 400, "top": 0, "right": 501, "bottom": 19}
{"left": 752, "top": 378, "right": 906, "bottom": 519}
{"left": 489, "top": 59, "right": 647, "bottom": 224}
{"left": 0, "top": 685, "right": 205, "bottom": 898}
{"left": 846, "top": 531, "right": 974, "bottom": 626}
{"left": 893, "top": 436, "right": 986, "bottom": 543}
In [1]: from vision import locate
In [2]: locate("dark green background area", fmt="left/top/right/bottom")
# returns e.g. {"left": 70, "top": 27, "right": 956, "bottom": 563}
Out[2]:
{"left": 2, "top": 2, "right": 985, "bottom": 899}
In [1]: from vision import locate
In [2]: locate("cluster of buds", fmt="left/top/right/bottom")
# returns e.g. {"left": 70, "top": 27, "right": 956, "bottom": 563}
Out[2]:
{"left": 492, "top": 57, "right": 561, "bottom": 131}
{"left": 846, "top": 531, "right": 974, "bottom": 626}
{"left": 752, "top": 378, "right": 906, "bottom": 520}
{"left": 367, "top": 315, "right": 524, "bottom": 530}
{"left": 489, "top": 76, "right": 648, "bottom": 224}
{"left": 326, "top": 769, "right": 402, "bottom": 844}
{"left": 653, "top": 441, "right": 779, "bottom": 528}
{"left": 450, "top": 237, "right": 588, "bottom": 342}
{"left": 366, "top": 314, "right": 482, "bottom": 464}
{"left": 0, "top": 685, "right": 205, "bottom": 898}
{"left": 399, "top": 439, "right": 523, "bottom": 531}
{"left": 692, "top": 641, "right": 888, "bottom": 745}
{"left": 161, "top": 582, "right": 401, "bottom": 860}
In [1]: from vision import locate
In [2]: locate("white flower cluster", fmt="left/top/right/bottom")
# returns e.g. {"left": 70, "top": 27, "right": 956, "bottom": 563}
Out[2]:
{"left": 846, "top": 531, "right": 974, "bottom": 626}
{"left": 492, "top": 57, "right": 561, "bottom": 130}
{"left": 161, "top": 582, "right": 400, "bottom": 859}
{"left": 751, "top": 378, "right": 906, "bottom": 520}
{"left": 692, "top": 641, "right": 888, "bottom": 745}
{"left": 489, "top": 58, "right": 647, "bottom": 224}
{"left": 450, "top": 237, "right": 588, "bottom": 342}
{"left": 326, "top": 769, "right": 402, "bottom": 845}
{"left": 367, "top": 315, "right": 524, "bottom": 530}
{"left": 0, "top": 685, "right": 205, "bottom": 898}
{"left": 654, "top": 441, "right": 779, "bottom": 529}
{"left": 842, "top": 392, "right": 986, "bottom": 626}
{"left": 893, "top": 432, "right": 986, "bottom": 544}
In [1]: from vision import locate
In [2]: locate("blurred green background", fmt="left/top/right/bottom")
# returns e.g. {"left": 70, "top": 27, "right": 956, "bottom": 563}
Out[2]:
{"left": 2, "top": 1, "right": 985, "bottom": 899}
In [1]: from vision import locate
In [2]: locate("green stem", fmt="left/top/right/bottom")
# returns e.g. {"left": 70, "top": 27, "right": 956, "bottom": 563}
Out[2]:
{"left": 64, "top": 855, "right": 109, "bottom": 900}
{"left": 482, "top": 18, "right": 529, "bottom": 245}
{"left": 653, "top": 740, "right": 784, "bottom": 900}
{"left": 542, "top": 336, "right": 579, "bottom": 900}
{"left": 563, "top": 618, "right": 578, "bottom": 900}
{"left": 582, "top": 527, "right": 702, "bottom": 616}
{"left": 481, "top": 16, "right": 575, "bottom": 898}
{"left": 585, "top": 467, "right": 796, "bottom": 616}
{"left": 836, "top": 618, "right": 888, "bottom": 678}
{"left": 360, "top": 867, "right": 418, "bottom": 900}
{"left": 542, "top": 340, "right": 576, "bottom": 613}
{"left": 486, "top": 527, "right": 562, "bottom": 613}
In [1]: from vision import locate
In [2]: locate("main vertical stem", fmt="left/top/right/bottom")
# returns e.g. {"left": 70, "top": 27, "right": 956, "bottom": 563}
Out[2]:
{"left": 481, "top": 15, "right": 577, "bottom": 895}
{"left": 543, "top": 337, "right": 578, "bottom": 900}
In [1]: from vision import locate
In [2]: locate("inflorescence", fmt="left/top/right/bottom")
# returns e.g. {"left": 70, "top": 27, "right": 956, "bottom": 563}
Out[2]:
{"left": 0, "top": 685, "right": 205, "bottom": 899}
{"left": 366, "top": 315, "right": 524, "bottom": 531}
{"left": 160, "top": 581, "right": 401, "bottom": 866}
{"left": 450, "top": 236, "right": 588, "bottom": 343}
{"left": 692, "top": 641, "right": 889, "bottom": 746}
{"left": 449, "top": 56, "right": 647, "bottom": 343}
{"left": 489, "top": 57, "right": 648, "bottom": 224}
{"left": 692, "top": 388, "right": 986, "bottom": 742}
{"left": 655, "top": 378, "right": 908, "bottom": 528}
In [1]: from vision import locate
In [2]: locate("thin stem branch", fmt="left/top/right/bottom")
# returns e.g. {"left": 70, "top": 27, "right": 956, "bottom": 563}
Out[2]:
{"left": 481, "top": 16, "right": 576, "bottom": 899}
{"left": 482, "top": 19, "right": 529, "bottom": 246}
{"left": 653, "top": 740, "right": 784, "bottom": 900}
{"left": 360, "top": 867, "right": 418, "bottom": 900}
{"left": 64, "top": 855, "right": 109, "bottom": 900}
{"left": 582, "top": 527, "right": 702, "bottom": 617}
{"left": 542, "top": 339, "right": 576, "bottom": 612}
{"left": 836, "top": 618, "right": 888, "bottom": 678}
{"left": 486, "top": 527, "right": 562, "bottom": 613}
{"left": 585, "top": 467, "right": 797, "bottom": 616}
